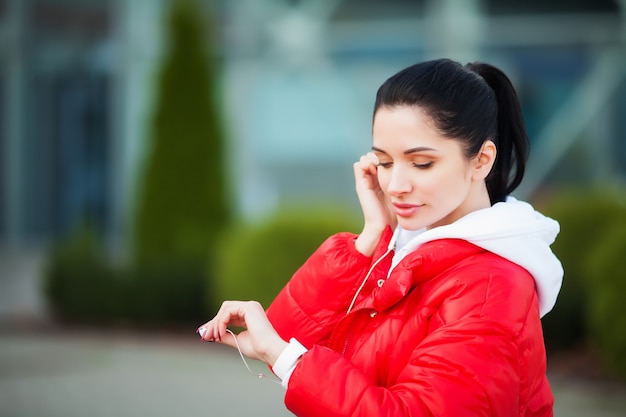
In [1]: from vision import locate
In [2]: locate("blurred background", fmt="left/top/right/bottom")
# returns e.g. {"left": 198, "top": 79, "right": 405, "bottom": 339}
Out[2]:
{"left": 1, "top": 0, "right": 626, "bottom": 416}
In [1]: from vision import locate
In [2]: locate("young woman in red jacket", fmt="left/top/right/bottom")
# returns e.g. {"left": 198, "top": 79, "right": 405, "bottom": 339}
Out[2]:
{"left": 198, "top": 58, "right": 563, "bottom": 416}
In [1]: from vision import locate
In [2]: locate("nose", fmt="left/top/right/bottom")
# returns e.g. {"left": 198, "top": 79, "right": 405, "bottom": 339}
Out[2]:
{"left": 385, "top": 165, "right": 411, "bottom": 196}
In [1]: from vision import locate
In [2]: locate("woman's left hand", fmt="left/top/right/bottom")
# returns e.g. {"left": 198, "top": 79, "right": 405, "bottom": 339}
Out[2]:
{"left": 197, "top": 300, "right": 288, "bottom": 367}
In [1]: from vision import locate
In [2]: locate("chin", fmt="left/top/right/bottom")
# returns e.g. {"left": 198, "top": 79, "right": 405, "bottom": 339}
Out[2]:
{"left": 397, "top": 219, "right": 427, "bottom": 231}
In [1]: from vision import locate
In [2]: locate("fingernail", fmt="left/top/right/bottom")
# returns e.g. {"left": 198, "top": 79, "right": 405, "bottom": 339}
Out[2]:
{"left": 198, "top": 327, "right": 207, "bottom": 338}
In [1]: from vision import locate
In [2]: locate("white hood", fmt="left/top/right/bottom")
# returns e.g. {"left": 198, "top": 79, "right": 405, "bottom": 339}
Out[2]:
{"left": 388, "top": 197, "right": 563, "bottom": 317}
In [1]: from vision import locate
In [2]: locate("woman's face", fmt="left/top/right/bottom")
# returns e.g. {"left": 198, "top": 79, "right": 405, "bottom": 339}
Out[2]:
{"left": 372, "top": 105, "right": 488, "bottom": 231}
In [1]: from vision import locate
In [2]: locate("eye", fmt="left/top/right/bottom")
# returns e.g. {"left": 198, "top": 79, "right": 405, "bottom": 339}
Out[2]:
{"left": 377, "top": 162, "right": 393, "bottom": 168}
{"left": 413, "top": 161, "right": 434, "bottom": 169}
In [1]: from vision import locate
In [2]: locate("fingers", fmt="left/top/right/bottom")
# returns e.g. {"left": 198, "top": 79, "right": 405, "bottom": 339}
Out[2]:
{"left": 197, "top": 326, "right": 208, "bottom": 339}
{"left": 197, "top": 322, "right": 240, "bottom": 357}
{"left": 364, "top": 151, "right": 379, "bottom": 165}
{"left": 215, "top": 308, "right": 229, "bottom": 341}
{"left": 354, "top": 153, "right": 382, "bottom": 197}
{"left": 197, "top": 300, "right": 264, "bottom": 343}
{"left": 354, "top": 152, "right": 379, "bottom": 178}
{"left": 217, "top": 328, "right": 240, "bottom": 350}
{"left": 197, "top": 321, "right": 215, "bottom": 342}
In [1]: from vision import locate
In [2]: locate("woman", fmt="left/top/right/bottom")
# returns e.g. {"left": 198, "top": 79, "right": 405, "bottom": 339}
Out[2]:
{"left": 198, "top": 58, "right": 563, "bottom": 416}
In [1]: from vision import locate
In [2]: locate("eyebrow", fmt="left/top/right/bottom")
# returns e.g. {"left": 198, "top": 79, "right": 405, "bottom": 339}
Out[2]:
{"left": 371, "top": 146, "right": 438, "bottom": 155}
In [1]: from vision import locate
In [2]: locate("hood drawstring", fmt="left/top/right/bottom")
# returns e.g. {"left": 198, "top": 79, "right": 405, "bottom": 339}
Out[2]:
{"left": 346, "top": 245, "right": 394, "bottom": 315}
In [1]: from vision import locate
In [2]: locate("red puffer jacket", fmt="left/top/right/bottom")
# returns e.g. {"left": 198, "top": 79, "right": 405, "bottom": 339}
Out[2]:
{"left": 266, "top": 228, "right": 553, "bottom": 417}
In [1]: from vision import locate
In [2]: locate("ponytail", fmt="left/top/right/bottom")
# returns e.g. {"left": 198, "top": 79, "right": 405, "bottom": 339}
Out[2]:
{"left": 465, "top": 63, "right": 529, "bottom": 203}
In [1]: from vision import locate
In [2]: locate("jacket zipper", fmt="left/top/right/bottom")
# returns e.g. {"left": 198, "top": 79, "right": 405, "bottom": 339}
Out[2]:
{"left": 341, "top": 243, "right": 394, "bottom": 356}
{"left": 341, "top": 333, "right": 352, "bottom": 357}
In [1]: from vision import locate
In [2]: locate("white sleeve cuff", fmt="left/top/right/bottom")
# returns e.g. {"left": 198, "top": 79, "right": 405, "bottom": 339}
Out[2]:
{"left": 280, "top": 364, "right": 297, "bottom": 389}
{"left": 272, "top": 338, "right": 308, "bottom": 382}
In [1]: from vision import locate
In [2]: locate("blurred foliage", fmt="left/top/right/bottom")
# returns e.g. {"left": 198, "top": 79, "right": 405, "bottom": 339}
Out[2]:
{"left": 130, "top": 0, "right": 230, "bottom": 324}
{"left": 210, "top": 206, "right": 361, "bottom": 311}
{"left": 45, "top": 0, "right": 230, "bottom": 329}
{"left": 122, "top": 260, "right": 207, "bottom": 326}
{"left": 133, "top": 0, "right": 230, "bottom": 265}
{"left": 44, "top": 226, "right": 207, "bottom": 327}
{"left": 44, "top": 226, "right": 123, "bottom": 325}
{"left": 44, "top": 205, "right": 360, "bottom": 327}
{"left": 584, "top": 215, "right": 626, "bottom": 381}
{"left": 537, "top": 187, "right": 625, "bottom": 354}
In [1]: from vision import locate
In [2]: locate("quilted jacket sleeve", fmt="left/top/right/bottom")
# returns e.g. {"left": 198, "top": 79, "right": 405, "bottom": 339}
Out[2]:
{"left": 283, "top": 319, "right": 522, "bottom": 417}
{"left": 266, "top": 232, "right": 373, "bottom": 348}
{"left": 281, "top": 263, "right": 549, "bottom": 417}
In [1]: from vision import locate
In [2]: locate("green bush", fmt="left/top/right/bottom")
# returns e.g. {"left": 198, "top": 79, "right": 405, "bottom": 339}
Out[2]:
{"left": 44, "top": 228, "right": 123, "bottom": 325}
{"left": 211, "top": 206, "right": 361, "bottom": 312}
{"left": 45, "top": 227, "right": 208, "bottom": 327}
{"left": 537, "top": 188, "right": 625, "bottom": 353}
{"left": 584, "top": 215, "right": 626, "bottom": 380}
{"left": 124, "top": 260, "right": 207, "bottom": 326}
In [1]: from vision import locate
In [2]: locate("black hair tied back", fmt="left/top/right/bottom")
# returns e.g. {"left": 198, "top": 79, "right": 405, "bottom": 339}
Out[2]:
{"left": 375, "top": 59, "right": 530, "bottom": 204}
{"left": 465, "top": 62, "right": 530, "bottom": 204}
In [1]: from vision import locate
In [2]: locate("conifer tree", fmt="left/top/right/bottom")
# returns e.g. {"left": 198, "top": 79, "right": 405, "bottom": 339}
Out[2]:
{"left": 133, "top": 0, "right": 229, "bottom": 265}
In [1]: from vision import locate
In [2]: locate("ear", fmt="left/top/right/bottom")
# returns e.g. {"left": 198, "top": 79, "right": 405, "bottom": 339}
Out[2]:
{"left": 472, "top": 140, "right": 497, "bottom": 181}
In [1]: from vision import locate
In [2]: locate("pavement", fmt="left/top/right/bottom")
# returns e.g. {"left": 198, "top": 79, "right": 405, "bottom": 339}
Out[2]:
{"left": 0, "top": 328, "right": 292, "bottom": 417}
{"left": 1, "top": 328, "right": 626, "bottom": 417}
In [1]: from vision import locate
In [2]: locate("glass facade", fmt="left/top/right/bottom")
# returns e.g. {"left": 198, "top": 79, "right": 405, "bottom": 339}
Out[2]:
{"left": 0, "top": 0, "right": 625, "bottom": 246}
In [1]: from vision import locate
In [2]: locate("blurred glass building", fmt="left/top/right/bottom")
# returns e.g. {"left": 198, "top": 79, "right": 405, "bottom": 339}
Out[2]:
{"left": 0, "top": 0, "right": 625, "bottom": 318}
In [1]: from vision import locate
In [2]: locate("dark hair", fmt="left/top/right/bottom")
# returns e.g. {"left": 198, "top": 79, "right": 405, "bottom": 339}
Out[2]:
{"left": 373, "top": 58, "right": 529, "bottom": 204}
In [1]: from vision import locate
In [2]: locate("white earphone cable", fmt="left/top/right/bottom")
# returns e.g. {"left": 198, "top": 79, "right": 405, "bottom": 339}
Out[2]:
{"left": 346, "top": 246, "right": 394, "bottom": 315}
{"left": 225, "top": 329, "right": 282, "bottom": 385}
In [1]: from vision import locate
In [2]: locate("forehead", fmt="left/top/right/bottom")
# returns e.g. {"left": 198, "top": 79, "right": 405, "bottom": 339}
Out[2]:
{"left": 373, "top": 106, "right": 444, "bottom": 142}
{"left": 372, "top": 105, "right": 470, "bottom": 158}
{"left": 374, "top": 105, "right": 441, "bottom": 130}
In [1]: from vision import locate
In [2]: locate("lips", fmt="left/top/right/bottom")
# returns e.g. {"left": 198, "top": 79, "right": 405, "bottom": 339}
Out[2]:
{"left": 392, "top": 202, "right": 423, "bottom": 217}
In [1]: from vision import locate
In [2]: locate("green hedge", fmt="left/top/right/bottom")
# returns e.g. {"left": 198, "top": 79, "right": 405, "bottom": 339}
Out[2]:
{"left": 584, "top": 215, "right": 626, "bottom": 380}
{"left": 122, "top": 260, "right": 207, "bottom": 326}
{"left": 44, "top": 228, "right": 123, "bottom": 325}
{"left": 45, "top": 228, "right": 207, "bottom": 328}
{"left": 210, "top": 206, "right": 361, "bottom": 311}
{"left": 537, "top": 188, "right": 625, "bottom": 353}
{"left": 45, "top": 207, "right": 361, "bottom": 326}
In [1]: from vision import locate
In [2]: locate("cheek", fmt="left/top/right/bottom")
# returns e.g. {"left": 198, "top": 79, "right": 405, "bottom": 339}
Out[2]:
{"left": 421, "top": 167, "right": 466, "bottom": 196}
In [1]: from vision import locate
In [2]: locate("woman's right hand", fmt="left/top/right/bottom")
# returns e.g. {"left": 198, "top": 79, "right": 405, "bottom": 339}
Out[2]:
{"left": 353, "top": 152, "right": 395, "bottom": 255}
